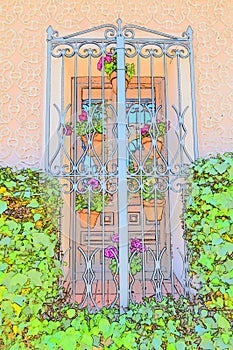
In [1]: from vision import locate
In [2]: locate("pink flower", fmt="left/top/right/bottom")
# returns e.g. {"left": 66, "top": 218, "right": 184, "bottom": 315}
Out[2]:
{"left": 87, "top": 178, "right": 99, "bottom": 189}
{"left": 63, "top": 124, "right": 72, "bottom": 136}
{"left": 105, "top": 54, "right": 113, "bottom": 63}
{"left": 97, "top": 54, "right": 113, "bottom": 71}
{"left": 97, "top": 57, "right": 103, "bottom": 71}
{"left": 79, "top": 110, "right": 87, "bottom": 121}
{"left": 112, "top": 234, "right": 119, "bottom": 243}
{"left": 104, "top": 246, "right": 118, "bottom": 259}
{"left": 130, "top": 238, "right": 146, "bottom": 253}
{"left": 141, "top": 124, "right": 149, "bottom": 136}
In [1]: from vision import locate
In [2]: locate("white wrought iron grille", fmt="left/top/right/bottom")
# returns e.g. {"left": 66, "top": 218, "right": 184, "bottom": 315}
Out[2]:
{"left": 45, "top": 19, "right": 198, "bottom": 312}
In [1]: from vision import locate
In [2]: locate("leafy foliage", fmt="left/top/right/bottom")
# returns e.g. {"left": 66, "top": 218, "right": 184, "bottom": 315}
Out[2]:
{"left": 128, "top": 159, "right": 165, "bottom": 202}
{"left": 1, "top": 155, "right": 233, "bottom": 349}
{"left": 76, "top": 190, "right": 110, "bottom": 213}
{"left": 184, "top": 152, "right": 233, "bottom": 310}
{"left": 75, "top": 178, "right": 111, "bottom": 213}
{"left": 0, "top": 167, "right": 63, "bottom": 348}
{"left": 98, "top": 53, "right": 135, "bottom": 80}
{"left": 76, "top": 103, "right": 108, "bottom": 137}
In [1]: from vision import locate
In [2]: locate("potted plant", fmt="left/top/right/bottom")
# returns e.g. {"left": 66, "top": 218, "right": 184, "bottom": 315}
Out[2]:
{"left": 142, "top": 176, "right": 165, "bottom": 222}
{"left": 97, "top": 52, "right": 135, "bottom": 94}
{"left": 104, "top": 235, "right": 146, "bottom": 276}
{"left": 128, "top": 160, "right": 165, "bottom": 222}
{"left": 140, "top": 120, "right": 170, "bottom": 159}
{"left": 76, "top": 104, "right": 106, "bottom": 158}
{"left": 76, "top": 178, "right": 111, "bottom": 228}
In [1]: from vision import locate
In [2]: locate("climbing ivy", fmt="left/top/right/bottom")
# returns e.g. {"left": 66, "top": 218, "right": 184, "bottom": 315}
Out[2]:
{"left": 0, "top": 168, "right": 63, "bottom": 347}
{"left": 184, "top": 152, "right": 233, "bottom": 311}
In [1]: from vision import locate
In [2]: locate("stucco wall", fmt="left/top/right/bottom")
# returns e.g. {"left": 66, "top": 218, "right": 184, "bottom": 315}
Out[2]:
{"left": 0, "top": 0, "right": 232, "bottom": 168}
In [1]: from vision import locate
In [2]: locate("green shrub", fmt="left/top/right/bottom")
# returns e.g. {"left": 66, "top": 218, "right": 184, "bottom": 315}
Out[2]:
{"left": 0, "top": 168, "right": 62, "bottom": 347}
{"left": 184, "top": 152, "right": 233, "bottom": 311}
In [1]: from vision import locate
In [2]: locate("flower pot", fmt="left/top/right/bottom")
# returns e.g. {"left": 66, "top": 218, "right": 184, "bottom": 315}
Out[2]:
{"left": 110, "top": 71, "right": 130, "bottom": 94}
{"left": 81, "top": 133, "right": 104, "bottom": 158}
{"left": 79, "top": 209, "right": 100, "bottom": 228}
{"left": 141, "top": 136, "right": 163, "bottom": 159}
{"left": 143, "top": 199, "right": 165, "bottom": 222}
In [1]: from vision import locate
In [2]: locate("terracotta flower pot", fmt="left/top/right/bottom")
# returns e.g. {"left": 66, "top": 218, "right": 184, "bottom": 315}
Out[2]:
{"left": 143, "top": 199, "right": 165, "bottom": 222}
{"left": 81, "top": 133, "right": 104, "bottom": 158}
{"left": 141, "top": 136, "right": 163, "bottom": 159}
{"left": 110, "top": 71, "right": 130, "bottom": 94}
{"left": 79, "top": 209, "right": 100, "bottom": 228}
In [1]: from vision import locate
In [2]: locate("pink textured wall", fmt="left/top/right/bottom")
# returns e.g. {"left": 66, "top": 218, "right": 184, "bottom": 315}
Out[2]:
{"left": 0, "top": 0, "right": 232, "bottom": 168}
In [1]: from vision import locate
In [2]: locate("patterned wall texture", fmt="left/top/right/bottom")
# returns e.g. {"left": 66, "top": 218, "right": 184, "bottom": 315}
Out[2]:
{"left": 0, "top": 0, "right": 232, "bottom": 168}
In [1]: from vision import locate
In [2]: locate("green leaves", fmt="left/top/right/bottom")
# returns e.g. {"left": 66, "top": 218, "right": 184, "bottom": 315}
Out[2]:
{"left": 214, "top": 313, "right": 231, "bottom": 330}
{"left": 0, "top": 200, "right": 7, "bottom": 214}
{"left": 0, "top": 167, "right": 62, "bottom": 348}
{"left": 184, "top": 153, "right": 233, "bottom": 306}
{"left": 27, "top": 269, "right": 42, "bottom": 286}
{"left": 27, "top": 199, "right": 39, "bottom": 208}
{"left": 99, "top": 318, "right": 112, "bottom": 340}
{"left": 67, "top": 308, "right": 76, "bottom": 319}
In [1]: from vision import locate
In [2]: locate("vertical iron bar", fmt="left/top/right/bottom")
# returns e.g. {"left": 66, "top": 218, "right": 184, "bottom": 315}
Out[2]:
{"left": 45, "top": 26, "right": 53, "bottom": 172}
{"left": 176, "top": 54, "right": 184, "bottom": 170}
{"left": 87, "top": 54, "right": 92, "bottom": 311}
{"left": 151, "top": 53, "right": 161, "bottom": 298}
{"left": 163, "top": 43, "right": 174, "bottom": 297}
{"left": 117, "top": 32, "right": 129, "bottom": 313}
{"left": 101, "top": 45, "right": 105, "bottom": 307}
{"left": 138, "top": 49, "right": 146, "bottom": 299}
{"left": 187, "top": 26, "right": 199, "bottom": 160}
{"left": 72, "top": 50, "right": 78, "bottom": 304}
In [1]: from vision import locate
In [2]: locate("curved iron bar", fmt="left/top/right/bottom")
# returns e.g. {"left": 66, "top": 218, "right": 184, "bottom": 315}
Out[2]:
{"left": 129, "top": 250, "right": 137, "bottom": 303}
{"left": 105, "top": 105, "right": 118, "bottom": 175}
{"left": 170, "top": 104, "right": 192, "bottom": 175}
{"left": 106, "top": 248, "right": 119, "bottom": 308}
{"left": 177, "top": 247, "right": 192, "bottom": 298}
{"left": 169, "top": 177, "right": 187, "bottom": 193}
{"left": 165, "top": 43, "right": 190, "bottom": 59}
{"left": 48, "top": 19, "right": 191, "bottom": 44}
{"left": 51, "top": 43, "right": 75, "bottom": 58}
{"left": 148, "top": 246, "right": 166, "bottom": 301}
{"left": 105, "top": 176, "right": 118, "bottom": 195}
{"left": 124, "top": 42, "right": 137, "bottom": 58}
{"left": 49, "top": 103, "right": 74, "bottom": 176}
{"left": 60, "top": 23, "right": 118, "bottom": 40}
{"left": 121, "top": 20, "right": 188, "bottom": 41}
{"left": 136, "top": 42, "right": 164, "bottom": 59}
{"left": 60, "top": 177, "right": 75, "bottom": 195}
{"left": 77, "top": 246, "right": 100, "bottom": 310}
{"left": 127, "top": 175, "right": 141, "bottom": 194}
{"left": 76, "top": 41, "right": 102, "bottom": 58}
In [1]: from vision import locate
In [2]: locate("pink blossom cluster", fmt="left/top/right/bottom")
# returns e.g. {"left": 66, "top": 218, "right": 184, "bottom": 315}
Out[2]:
{"left": 97, "top": 54, "right": 113, "bottom": 71}
{"left": 104, "top": 246, "right": 118, "bottom": 259}
{"left": 63, "top": 122, "right": 74, "bottom": 136}
{"left": 104, "top": 235, "right": 146, "bottom": 260}
{"left": 140, "top": 124, "right": 149, "bottom": 136}
{"left": 130, "top": 238, "right": 146, "bottom": 253}
{"left": 87, "top": 178, "right": 99, "bottom": 189}
{"left": 63, "top": 124, "right": 73, "bottom": 136}
{"left": 79, "top": 110, "right": 87, "bottom": 121}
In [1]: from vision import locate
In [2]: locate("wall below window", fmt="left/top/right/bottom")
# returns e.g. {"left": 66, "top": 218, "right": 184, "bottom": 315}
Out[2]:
{"left": 0, "top": 1, "right": 232, "bottom": 168}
